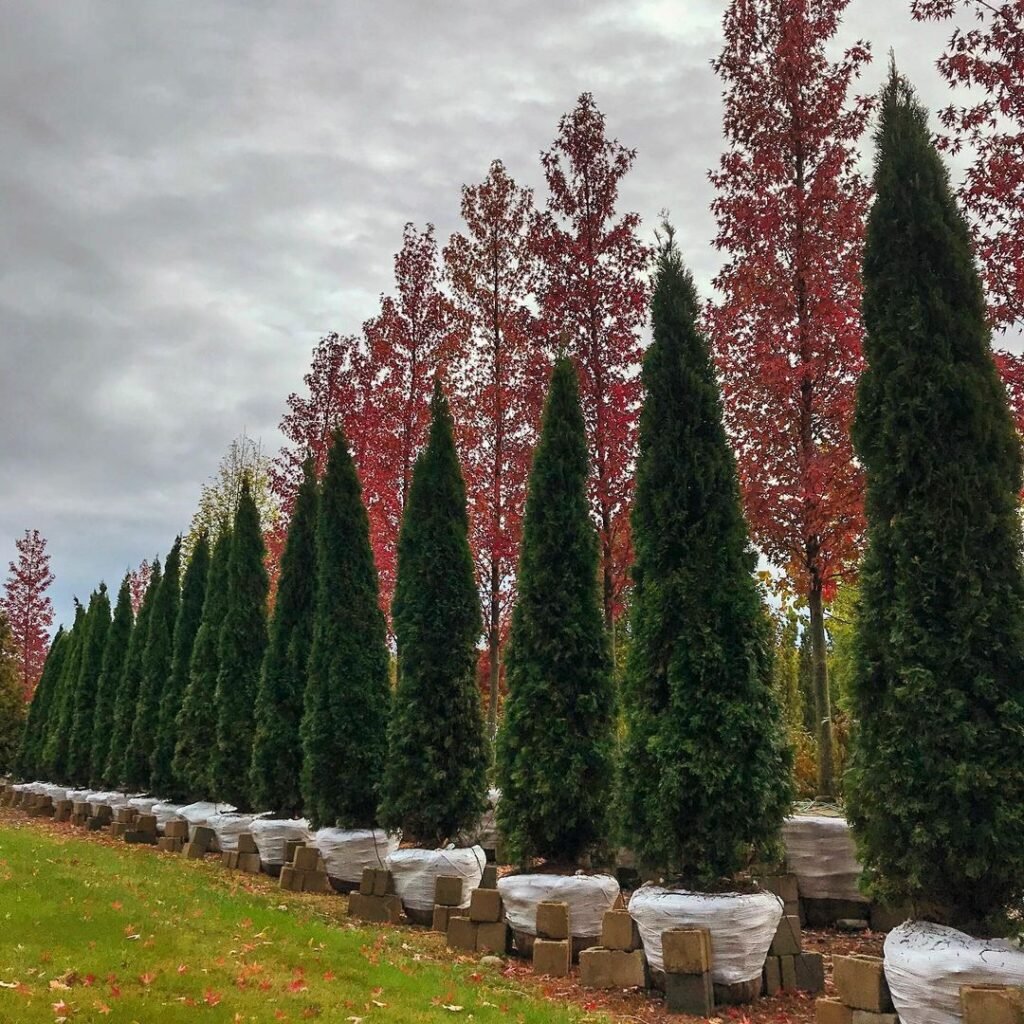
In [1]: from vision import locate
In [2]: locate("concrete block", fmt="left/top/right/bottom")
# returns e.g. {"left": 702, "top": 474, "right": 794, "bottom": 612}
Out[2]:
{"left": 470, "top": 887, "right": 503, "bottom": 923}
{"left": 157, "top": 836, "right": 184, "bottom": 853}
{"left": 292, "top": 846, "right": 320, "bottom": 871}
{"left": 834, "top": 955, "right": 893, "bottom": 1013}
{"left": 795, "top": 952, "right": 825, "bottom": 994}
{"left": 763, "top": 955, "right": 782, "bottom": 996}
{"left": 770, "top": 914, "right": 802, "bottom": 956}
{"left": 961, "top": 986, "right": 1024, "bottom": 1024}
{"left": 191, "top": 825, "right": 215, "bottom": 852}
{"left": 714, "top": 978, "right": 762, "bottom": 1005}
{"left": 280, "top": 866, "right": 301, "bottom": 891}
{"left": 447, "top": 916, "right": 478, "bottom": 951}
{"left": 663, "top": 927, "right": 712, "bottom": 975}
{"left": 781, "top": 954, "right": 797, "bottom": 991}
{"left": 302, "top": 870, "right": 331, "bottom": 894}
{"left": 182, "top": 841, "right": 205, "bottom": 859}
{"left": 851, "top": 1012, "right": 899, "bottom": 1024}
{"left": 372, "top": 868, "right": 394, "bottom": 896}
{"left": 110, "top": 821, "right": 128, "bottom": 838}
{"left": 757, "top": 873, "right": 800, "bottom": 904}
{"left": 163, "top": 820, "right": 189, "bottom": 839}
{"left": 817, "top": 998, "right": 854, "bottom": 1024}
{"left": 481, "top": 864, "right": 498, "bottom": 889}
{"left": 533, "top": 939, "right": 570, "bottom": 977}
{"left": 608, "top": 949, "right": 647, "bottom": 988}
{"left": 113, "top": 807, "right": 136, "bottom": 824}
{"left": 238, "top": 852, "right": 261, "bottom": 873}
{"left": 869, "top": 903, "right": 911, "bottom": 932}
{"left": 666, "top": 971, "right": 714, "bottom": 1015}
{"left": 434, "top": 875, "right": 464, "bottom": 907}
{"left": 476, "top": 921, "right": 510, "bottom": 954}
{"left": 86, "top": 816, "right": 108, "bottom": 831}
{"left": 349, "top": 892, "right": 403, "bottom": 923}
{"left": 580, "top": 948, "right": 616, "bottom": 989}
{"left": 602, "top": 909, "right": 641, "bottom": 951}
{"left": 285, "top": 839, "right": 305, "bottom": 863}
{"left": 124, "top": 830, "right": 157, "bottom": 844}
{"left": 535, "top": 900, "right": 569, "bottom": 940}
{"left": 135, "top": 814, "right": 158, "bottom": 834}
{"left": 432, "top": 905, "right": 459, "bottom": 932}
{"left": 237, "top": 832, "right": 258, "bottom": 855}
{"left": 222, "top": 851, "right": 240, "bottom": 869}
{"left": 72, "top": 801, "right": 90, "bottom": 816}
{"left": 359, "top": 868, "right": 375, "bottom": 895}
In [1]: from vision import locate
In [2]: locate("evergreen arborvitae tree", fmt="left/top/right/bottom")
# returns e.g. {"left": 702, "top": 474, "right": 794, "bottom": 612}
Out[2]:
{"left": 67, "top": 585, "right": 111, "bottom": 785}
{"left": 211, "top": 481, "right": 268, "bottom": 808}
{"left": 125, "top": 541, "right": 181, "bottom": 791}
{"left": 42, "top": 600, "right": 86, "bottom": 782}
{"left": 174, "top": 528, "right": 231, "bottom": 801}
{"left": 91, "top": 575, "right": 133, "bottom": 788}
{"left": 251, "top": 461, "right": 318, "bottom": 816}
{"left": 0, "top": 614, "right": 26, "bottom": 774}
{"left": 379, "top": 385, "right": 488, "bottom": 847}
{"left": 107, "top": 560, "right": 161, "bottom": 786}
{"left": 302, "top": 426, "right": 390, "bottom": 829}
{"left": 848, "top": 68, "right": 1024, "bottom": 932}
{"left": 151, "top": 534, "right": 209, "bottom": 799}
{"left": 495, "top": 357, "right": 616, "bottom": 865}
{"left": 618, "top": 234, "right": 792, "bottom": 882}
{"left": 15, "top": 626, "right": 66, "bottom": 779}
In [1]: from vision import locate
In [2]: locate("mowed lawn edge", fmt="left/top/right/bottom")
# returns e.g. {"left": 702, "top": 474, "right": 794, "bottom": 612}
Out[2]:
{"left": 0, "top": 812, "right": 603, "bottom": 1024}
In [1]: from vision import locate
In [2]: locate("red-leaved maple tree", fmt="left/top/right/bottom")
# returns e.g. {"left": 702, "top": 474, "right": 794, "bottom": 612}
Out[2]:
{"left": 1, "top": 529, "right": 55, "bottom": 699}
{"left": 128, "top": 558, "right": 152, "bottom": 616}
{"left": 708, "top": 0, "right": 872, "bottom": 796}
{"left": 532, "top": 93, "right": 651, "bottom": 637}
{"left": 361, "top": 223, "right": 466, "bottom": 611}
{"left": 444, "top": 159, "right": 548, "bottom": 732}
{"left": 912, "top": 0, "right": 1024, "bottom": 329}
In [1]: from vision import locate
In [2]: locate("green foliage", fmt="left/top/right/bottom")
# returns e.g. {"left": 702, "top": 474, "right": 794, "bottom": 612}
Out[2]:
{"left": 107, "top": 561, "right": 161, "bottom": 787}
{"left": 619, "top": 234, "right": 792, "bottom": 883}
{"left": 42, "top": 600, "right": 86, "bottom": 782}
{"left": 151, "top": 534, "right": 209, "bottom": 799}
{"left": 496, "top": 357, "right": 616, "bottom": 865}
{"left": 67, "top": 585, "right": 112, "bottom": 785}
{"left": 302, "top": 427, "right": 390, "bottom": 829}
{"left": 771, "top": 607, "right": 804, "bottom": 738}
{"left": 174, "top": 529, "right": 232, "bottom": 802}
{"left": 380, "top": 386, "right": 488, "bottom": 847}
{"left": 211, "top": 481, "right": 268, "bottom": 808}
{"left": 251, "top": 460, "right": 318, "bottom": 817}
{"left": 848, "top": 68, "right": 1024, "bottom": 932}
{"left": 797, "top": 629, "right": 816, "bottom": 736}
{"left": 125, "top": 542, "right": 181, "bottom": 791}
{"left": 0, "top": 614, "right": 26, "bottom": 774}
{"left": 15, "top": 627, "right": 65, "bottom": 779}
{"left": 90, "top": 576, "right": 133, "bottom": 788}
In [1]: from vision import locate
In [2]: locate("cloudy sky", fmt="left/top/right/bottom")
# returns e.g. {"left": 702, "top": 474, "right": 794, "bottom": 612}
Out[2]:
{"left": 0, "top": 1, "right": 985, "bottom": 625}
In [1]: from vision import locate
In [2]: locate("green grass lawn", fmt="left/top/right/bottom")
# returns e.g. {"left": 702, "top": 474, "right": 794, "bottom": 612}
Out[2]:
{"left": 0, "top": 813, "right": 601, "bottom": 1024}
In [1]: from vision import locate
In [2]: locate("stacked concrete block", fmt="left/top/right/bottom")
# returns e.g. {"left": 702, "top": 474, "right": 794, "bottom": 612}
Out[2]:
{"left": 182, "top": 824, "right": 215, "bottom": 859}
{"left": 110, "top": 806, "right": 138, "bottom": 838}
{"left": 763, "top": 911, "right": 825, "bottom": 996}
{"left": 433, "top": 875, "right": 466, "bottom": 933}
{"left": 532, "top": 900, "right": 570, "bottom": 977}
{"left": 25, "top": 793, "right": 55, "bottom": 817}
{"left": 662, "top": 927, "right": 714, "bottom": 1015}
{"left": 349, "top": 868, "right": 403, "bottom": 922}
{"left": 157, "top": 836, "right": 185, "bottom": 853}
{"left": 70, "top": 800, "right": 92, "bottom": 827}
{"left": 473, "top": 888, "right": 509, "bottom": 955}
{"left": 816, "top": 955, "right": 896, "bottom": 1024}
{"left": 279, "top": 845, "right": 331, "bottom": 893}
{"left": 480, "top": 863, "right": 498, "bottom": 889}
{"left": 86, "top": 804, "right": 113, "bottom": 830}
{"left": 53, "top": 799, "right": 73, "bottom": 822}
{"left": 124, "top": 813, "right": 158, "bottom": 845}
{"left": 446, "top": 886, "right": 508, "bottom": 955}
{"left": 579, "top": 908, "right": 648, "bottom": 990}
{"left": 236, "top": 833, "right": 261, "bottom": 873}
{"left": 961, "top": 985, "right": 1024, "bottom": 1024}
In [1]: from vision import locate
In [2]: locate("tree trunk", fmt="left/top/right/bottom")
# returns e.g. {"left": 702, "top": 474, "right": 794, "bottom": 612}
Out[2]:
{"left": 807, "top": 580, "right": 834, "bottom": 798}
{"left": 487, "top": 559, "right": 500, "bottom": 737}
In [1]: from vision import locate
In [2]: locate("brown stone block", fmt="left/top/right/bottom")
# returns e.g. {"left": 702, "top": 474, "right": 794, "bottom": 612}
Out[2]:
{"left": 135, "top": 814, "right": 158, "bottom": 834}
{"left": 94, "top": 804, "right": 113, "bottom": 820}
{"left": 221, "top": 851, "right": 240, "bottom": 869}
{"left": 279, "top": 865, "right": 302, "bottom": 891}
{"left": 372, "top": 868, "right": 394, "bottom": 896}
{"left": 447, "top": 916, "right": 478, "bottom": 950}
{"left": 113, "top": 807, "right": 136, "bottom": 824}
{"left": 157, "top": 836, "right": 184, "bottom": 853}
{"left": 284, "top": 839, "right": 305, "bottom": 863}
{"left": 302, "top": 870, "right": 331, "bottom": 894}
{"left": 434, "top": 875, "right": 464, "bottom": 907}
{"left": 601, "top": 909, "right": 640, "bottom": 951}
{"left": 238, "top": 852, "right": 261, "bottom": 873}
{"left": 476, "top": 921, "right": 510, "bottom": 954}
{"left": 816, "top": 998, "right": 854, "bottom": 1024}
{"left": 763, "top": 956, "right": 782, "bottom": 996}
{"left": 236, "top": 832, "right": 258, "bottom": 855}
{"left": 182, "top": 842, "right": 205, "bottom": 859}
{"left": 470, "top": 887, "right": 503, "bottom": 923}
{"left": 535, "top": 900, "right": 569, "bottom": 940}
{"left": 834, "top": 955, "right": 893, "bottom": 1013}
{"left": 663, "top": 927, "right": 712, "bottom": 975}
{"left": 666, "top": 971, "right": 714, "bottom": 1015}
{"left": 533, "top": 939, "right": 570, "bottom": 977}
{"left": 292, "top": 845, "right": 320, "bottom": 871}
{"left": 163, "top": 820, "right": 189, "bottom": 839}
{"left": 961, "top": 986, "right": 1024, "bottom": 1024}
{"left": 110, "top": 821, "right": 128, "bottom": 838}
{"left": 359, "top": 868, "right": 375, "bottom": 895}
{"left": 480, "top": 864, "right": 498, "bottom": 889}
{"left": 191, "top": 825, "right": 215, "bottom": 852}
{"left": 770, "top": 914, "right": 802, "bottom": 956}
{"left": 795, "top": 952, "right": 825, "bottom": 994}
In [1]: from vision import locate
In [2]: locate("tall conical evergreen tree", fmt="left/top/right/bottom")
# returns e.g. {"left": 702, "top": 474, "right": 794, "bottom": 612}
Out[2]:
{"left": 848, "top": 68, "right": 1024, "bottom": 931}
{"left": 42, "top": 600, "right": 86, "bottom": 782}
{"left": 91, "top": 575, "right": 133, "bottom": 787}
{"left": 211, "top": 482, "right": 268, "bottom": 808}
{"left": 495, "top": 357, "right": 616, "bottom": 865}
{"left": 379, "top": 385, "right": 488, "bottom": 846}
{"left": 0, "top": 614, "right": 24, "bottom": 774}
{"left": 302, "top": 426, "right": 390, "bottom": 829}
{"left": 151, "top": 534, "right": 209, "bottom": 799}
{"left": 251, "top": 460, "right": 318, "bottom": 816}
{"left": 67, "top": 584, "right": 111, "bottom": 785}
{"left": 619, "top": 232, "right": 792, "bottom": 882}
{"left": 107, "top": 559, "right": 160, "bottom": 787}
{"left": 125, "top": 541, "right": 181, "bottom": 791}
{"left": 174, "top": 528, "right": 231, "bottom": 801}
{"left": 15, "top": 626, "right": 66, "bottom": 779}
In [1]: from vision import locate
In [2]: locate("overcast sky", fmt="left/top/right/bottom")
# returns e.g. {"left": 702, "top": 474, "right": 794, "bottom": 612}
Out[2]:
{"left": 0, "top": 1, "right": 992, "bottom": 626}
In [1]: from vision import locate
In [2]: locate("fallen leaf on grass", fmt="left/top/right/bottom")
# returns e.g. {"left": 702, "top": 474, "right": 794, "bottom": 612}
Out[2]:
{"left": 203, "top": 989, "right": 222, "bottom": 1006}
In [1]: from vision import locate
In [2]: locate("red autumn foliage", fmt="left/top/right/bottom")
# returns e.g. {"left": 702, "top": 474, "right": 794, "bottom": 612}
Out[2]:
{"left": 708, "top": 0, "right": 871, "bottom": 603}
{"left": 1, "top": 529, "right": 55, "bottom": 699}
{"left": 531, "top": 93, "right": 651, "bottom": 629}
{"left": 360, "top": 222, "right": 466, "bottom": 612}
{"left": 128, "top": 558, "right": 152, "bottom": 617}
{"left": 444, "top": 159, "right": 547, "bottom": 727}
{"left": 912, "top": 0, "right": 1024, "bottom": 329}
